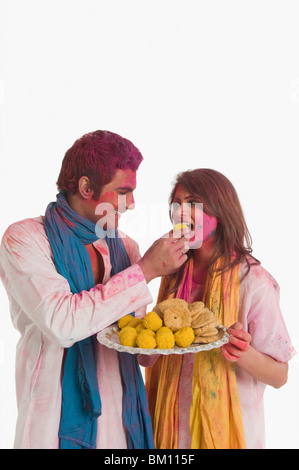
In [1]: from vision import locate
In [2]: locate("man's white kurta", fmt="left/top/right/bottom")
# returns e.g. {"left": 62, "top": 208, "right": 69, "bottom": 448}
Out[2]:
{"left": 0, "top": 216, "right": 153, "bottom": 449}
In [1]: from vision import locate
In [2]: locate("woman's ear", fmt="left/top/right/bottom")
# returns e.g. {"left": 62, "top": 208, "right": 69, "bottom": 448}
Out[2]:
{"left": 78, "top": 176, "right": 93, "bottom": 199}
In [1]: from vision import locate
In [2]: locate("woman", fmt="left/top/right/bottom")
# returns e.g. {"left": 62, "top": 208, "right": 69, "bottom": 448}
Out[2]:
{"left": 141, "top": 169, "right": 295, "bottom": 449}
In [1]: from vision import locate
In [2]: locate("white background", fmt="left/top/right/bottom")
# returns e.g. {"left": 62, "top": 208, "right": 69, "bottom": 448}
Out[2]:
{"left": 0, "top": 0, "right": 299, "bottom": 449}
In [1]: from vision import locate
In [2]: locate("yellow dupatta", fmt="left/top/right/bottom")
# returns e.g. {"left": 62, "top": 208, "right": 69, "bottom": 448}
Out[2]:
{"left": 145, "top": 257, "right": 246, "bottom": 449}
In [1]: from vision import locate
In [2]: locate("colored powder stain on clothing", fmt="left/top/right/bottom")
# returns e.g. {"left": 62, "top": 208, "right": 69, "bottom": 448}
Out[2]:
{"left": 127, "top": 268, "right": 145, "bottom": 284}
{"left": 210, "top": 391, "right": 216, "bottom": 399}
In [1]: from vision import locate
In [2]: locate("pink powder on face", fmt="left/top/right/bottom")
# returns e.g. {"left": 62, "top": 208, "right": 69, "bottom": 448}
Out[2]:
{"left": 203, "top": 212, "right": 218, "bottom": 241}
{"left": 189, "top": 210, "right": 217, "bottom": 249}
{"left": 98, "top": 191, "right": 118, "bottom": 206}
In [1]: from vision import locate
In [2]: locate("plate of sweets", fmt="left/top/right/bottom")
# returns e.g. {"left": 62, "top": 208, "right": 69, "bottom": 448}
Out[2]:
{"left": 97, "top": 299, "right": 229, "bottom": 355}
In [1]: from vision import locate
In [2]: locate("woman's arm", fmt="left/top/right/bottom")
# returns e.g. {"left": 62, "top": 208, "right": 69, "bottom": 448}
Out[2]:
{"left": 221, "top": 322, "right": 288, "bottom": 389}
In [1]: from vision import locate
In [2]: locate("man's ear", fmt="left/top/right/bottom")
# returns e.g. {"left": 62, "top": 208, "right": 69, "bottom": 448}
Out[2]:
{"left": 78, "top": 176, "right": 93, "bottom": 199}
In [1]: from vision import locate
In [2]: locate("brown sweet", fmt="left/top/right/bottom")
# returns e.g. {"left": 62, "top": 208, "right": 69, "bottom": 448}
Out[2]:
{"left": 190, "top": 307, "right": 212, "bottom": 321}
{"left": 193, "top": 335, "right": 219, "bottom": 344}
{"left": 156, "top": 299, "right": 189, "bottom": 315}
{"left": 188, "top": 301, "right": 205, "bottom": 316}
{"left": 193, "top": 324, "right": 219, "bottom": 336}
{"left": 197, "top": 327, "right": 218, "bottom": 337}
{"left": 191, "top": 312, "right": 217, "bottom": 329}
{"left": 163, "top": 306, "right": 192, "bottom": 332}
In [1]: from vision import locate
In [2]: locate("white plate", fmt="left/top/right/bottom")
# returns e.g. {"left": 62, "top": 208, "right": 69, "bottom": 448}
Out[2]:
{"left": 97, "top": 324, "right": 229, "bottom": 355}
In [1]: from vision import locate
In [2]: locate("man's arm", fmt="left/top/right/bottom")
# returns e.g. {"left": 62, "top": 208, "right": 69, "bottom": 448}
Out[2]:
{"left": 0, "top": 224, "right": 189, "bottom": 349}
{"left": 0, "top": 223, "right": 153, "bottom": 348}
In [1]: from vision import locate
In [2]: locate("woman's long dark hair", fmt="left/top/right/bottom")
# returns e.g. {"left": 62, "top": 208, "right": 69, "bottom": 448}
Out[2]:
{"left": 168, "top": 169, "right": 260, "bottom": 293}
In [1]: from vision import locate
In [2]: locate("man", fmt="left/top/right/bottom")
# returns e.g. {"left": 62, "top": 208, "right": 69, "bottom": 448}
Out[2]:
{"left": 0, "top": 130, "right": 190, "bottom": 449}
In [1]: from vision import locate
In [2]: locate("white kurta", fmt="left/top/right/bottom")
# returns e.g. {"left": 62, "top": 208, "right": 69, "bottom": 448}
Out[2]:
{"left": 0, "top": 216, "right": 153, "bottom": 449}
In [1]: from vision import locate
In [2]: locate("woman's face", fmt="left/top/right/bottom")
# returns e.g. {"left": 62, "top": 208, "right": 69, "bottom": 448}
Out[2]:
{"left": 171, "top": 184, "right": 218, "bottom": 249}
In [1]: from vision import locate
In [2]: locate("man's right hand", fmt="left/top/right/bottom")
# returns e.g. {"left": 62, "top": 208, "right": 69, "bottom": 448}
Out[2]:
{"left": 137, "top": 231, "right": 190, "bottom": 283}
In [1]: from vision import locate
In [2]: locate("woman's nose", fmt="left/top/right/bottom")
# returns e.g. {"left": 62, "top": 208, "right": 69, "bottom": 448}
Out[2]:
{"left": 170, "top": 202, "right": 192, "bottom": 222}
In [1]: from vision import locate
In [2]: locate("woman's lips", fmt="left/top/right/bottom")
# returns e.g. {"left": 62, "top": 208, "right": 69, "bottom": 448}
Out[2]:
{"left": 174, "top": 221, "right": 194, "bottom": 230}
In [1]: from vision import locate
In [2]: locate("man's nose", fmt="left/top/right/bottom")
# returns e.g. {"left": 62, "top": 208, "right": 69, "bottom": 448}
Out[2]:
{"left": 127, "top": 195, "right": 135, "bottom": 210}
{"left": 127, "top": 193, "right": 135, "bottom": 210}
{"left": 117, "top": 193, "right": 135, "bottom": 211}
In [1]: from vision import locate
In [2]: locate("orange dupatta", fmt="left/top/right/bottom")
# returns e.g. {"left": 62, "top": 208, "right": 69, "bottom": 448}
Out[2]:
{"left": 145, "top": 257, "right": 246, "bottom": 449}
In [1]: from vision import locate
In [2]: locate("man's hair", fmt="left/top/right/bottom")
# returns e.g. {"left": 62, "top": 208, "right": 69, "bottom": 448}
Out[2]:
{"left": 57, "top": 130, "right": 143, "bottom": 199}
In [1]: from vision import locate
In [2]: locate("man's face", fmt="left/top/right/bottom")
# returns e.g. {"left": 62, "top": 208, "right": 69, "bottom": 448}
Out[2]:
{"left": 88, "top": 169, "right": 137, "bottom": 231}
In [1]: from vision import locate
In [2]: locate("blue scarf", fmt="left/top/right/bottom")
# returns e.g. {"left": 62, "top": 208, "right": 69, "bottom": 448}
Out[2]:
{"left": 44, "top": 192, "right": 154, "bottom": 449}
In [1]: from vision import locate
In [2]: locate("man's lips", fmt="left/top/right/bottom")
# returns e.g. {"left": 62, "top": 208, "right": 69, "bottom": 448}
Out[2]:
{"left": 113, "top": 209, "right": 126, "bottom": 217}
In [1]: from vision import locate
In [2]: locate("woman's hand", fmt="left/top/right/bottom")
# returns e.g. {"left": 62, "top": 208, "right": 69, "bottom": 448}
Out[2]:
{"left": 221, "top": 322, "right": 251, "bottom": 362}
